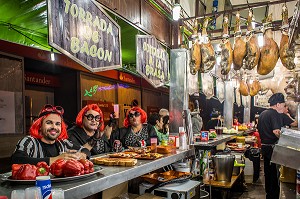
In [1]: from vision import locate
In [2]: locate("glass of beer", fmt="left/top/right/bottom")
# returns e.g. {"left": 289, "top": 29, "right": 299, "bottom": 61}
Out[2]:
{"left": 150, "top": 138, "right": 157, "bottom": 153}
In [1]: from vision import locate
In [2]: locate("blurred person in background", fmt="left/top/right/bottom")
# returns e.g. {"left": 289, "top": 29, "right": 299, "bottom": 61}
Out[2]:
{"left": 159, "top": 108, "right": 169, "bottom": 117}
{"left": 206, "top": 110, "right": 221, "bottom": 130}
{"left": 188, "top": 101, "right": 203, "bottom": 134}
{"left": 148, "top": 113, "right": 168, "bottom": 144}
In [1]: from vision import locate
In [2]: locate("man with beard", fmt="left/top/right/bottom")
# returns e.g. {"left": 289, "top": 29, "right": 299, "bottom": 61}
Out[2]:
{"left": 108, "top": 107, "right": 157, "bottom": 149}
{"left": 67, "top": 104, "right": 113, "bottom": 155}
{"left": 11, "top": 104, "right": 90, "bottom": 165}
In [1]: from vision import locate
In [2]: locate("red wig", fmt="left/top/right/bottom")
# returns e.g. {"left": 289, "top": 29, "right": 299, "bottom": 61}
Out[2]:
{"left": 30, "top": 113, "right": 68, "bottom": 140}
{"left": 75, "top": 104, "right": 104, "bottom": 131}
{"left": 123, "top": 106, "right": 147, "bottom": 128}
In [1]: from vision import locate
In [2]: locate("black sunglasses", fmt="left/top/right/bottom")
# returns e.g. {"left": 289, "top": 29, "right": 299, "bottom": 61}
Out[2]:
{"left": 128, "top": 112, "right": 141, "bottom": 118}
{"left": 84, "top": 114, "right": 101, "bottom": 122}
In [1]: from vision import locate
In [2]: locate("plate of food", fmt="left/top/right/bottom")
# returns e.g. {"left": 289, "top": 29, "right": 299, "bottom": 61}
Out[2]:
{"left": 93, "top": 157, "right": 137, "bottom": 167}
{"left": 126, "top": 146, "right": 150, "bottom": 154}
{"left": 0, "top": 166, "right": 102, "bottom": 184}
{"left": 108, "top": 152, "right": 139, "bottom": 158}
{"left": 134, "top": 153, "right": 163, "bottom": 160}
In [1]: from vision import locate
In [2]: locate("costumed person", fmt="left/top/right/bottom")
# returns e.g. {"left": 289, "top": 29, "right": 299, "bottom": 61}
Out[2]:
{"left": 108, "top": 106, "right": 157, "bottom": 150}
{"left": 67, "top": 104, "right": 113, "bottom": 155}
{"left": 11, "top": 104, "right": 90, "bottom": 165}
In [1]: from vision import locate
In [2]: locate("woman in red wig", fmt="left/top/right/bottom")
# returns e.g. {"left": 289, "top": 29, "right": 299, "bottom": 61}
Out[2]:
{"left": 67, "top": 104, "right": 113, "bottom": 155}
{"left": 11, "top": 104, "right": 90, "bottom": 165}
{"left": 108, "top": 106, "right": 157, "bottom": 150}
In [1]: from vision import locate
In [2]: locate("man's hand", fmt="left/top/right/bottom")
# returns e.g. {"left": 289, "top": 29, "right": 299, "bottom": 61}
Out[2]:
{"left": 273, "top": 129, "right": 281, "bottom": 138}
{"left": 50, "top": 151, "right": 82, "bottom": 165}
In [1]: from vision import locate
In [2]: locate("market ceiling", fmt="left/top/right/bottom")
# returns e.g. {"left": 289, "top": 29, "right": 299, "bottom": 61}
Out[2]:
{"left": 0, "top": 0, "right": 139, "bottom": 67}
{"left": 0, "top": 0, "right": 298, "bottom": 67}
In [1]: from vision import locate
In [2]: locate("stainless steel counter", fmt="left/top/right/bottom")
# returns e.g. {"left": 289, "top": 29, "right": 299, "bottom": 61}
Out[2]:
{"left": 272, "top": 128, "right": 300, "bottom": 170}
{"left": 193, "top": 134, "right": 239, "bottom": 150}
{"left": 0, "top": 149, "right": 194, "bottom": 199}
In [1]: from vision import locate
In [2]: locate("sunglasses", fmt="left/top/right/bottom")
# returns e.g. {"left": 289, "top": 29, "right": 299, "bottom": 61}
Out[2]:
{"left": 84, "top": 114, "right": 101, "bottom": 122}
{"left": 128, "top": 112, "right": 141, "bottom": 118}
{"left": 38, "top": 104, "right": 64, "bottom": 118}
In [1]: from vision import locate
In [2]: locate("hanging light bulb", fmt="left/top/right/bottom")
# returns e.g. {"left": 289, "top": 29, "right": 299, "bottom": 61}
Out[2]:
{"left": 173, "top": 0, "right": 181, "bottom": 21}
{"left": 50, "top": 49, "right": 55, "bottom": 61}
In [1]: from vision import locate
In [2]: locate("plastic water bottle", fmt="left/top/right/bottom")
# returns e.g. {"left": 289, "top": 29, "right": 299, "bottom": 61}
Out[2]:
{"left": 179, "top": 127, "right": 187, "bottom": 150}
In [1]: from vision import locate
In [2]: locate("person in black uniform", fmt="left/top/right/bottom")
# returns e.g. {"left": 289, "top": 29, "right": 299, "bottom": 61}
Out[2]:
{"left": 206, "top": 110, "right": 221, "bottom": 130}
{"left": 257, "top": 93, "right": 297, "bottom": 199}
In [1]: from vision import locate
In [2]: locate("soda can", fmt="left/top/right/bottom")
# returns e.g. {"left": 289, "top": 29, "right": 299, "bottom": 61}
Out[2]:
{"left": 113, "top": 140, "right": 122, "bottom": 152}
{"left": 36, "top": 176, "right": 52, "bottom": 199}
{"left": 140, "top": 140, "right": 146, "bottom": 147}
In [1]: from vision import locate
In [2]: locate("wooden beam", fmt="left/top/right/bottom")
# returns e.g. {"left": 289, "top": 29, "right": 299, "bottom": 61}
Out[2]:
{"left": 182, "top": 0, "right": 297, "bottom": 21}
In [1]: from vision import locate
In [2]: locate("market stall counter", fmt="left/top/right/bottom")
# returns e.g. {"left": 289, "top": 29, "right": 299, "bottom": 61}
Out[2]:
{"left": 0, "top": 149, "right": 194, "bottom": 199}
{"left": 193, "top": 134, "right": 240, "bottom": 150}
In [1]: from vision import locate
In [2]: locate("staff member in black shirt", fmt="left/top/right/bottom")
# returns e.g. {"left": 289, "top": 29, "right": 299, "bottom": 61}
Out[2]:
{"left": 258, "top": 93, "right": 297, "bottom": 199}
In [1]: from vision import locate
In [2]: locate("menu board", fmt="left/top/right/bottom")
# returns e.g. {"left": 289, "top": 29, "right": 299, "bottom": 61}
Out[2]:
{"left": 136, "top": 35, "right": 169, "bottom": 88}
{"left": 47, "top": 0, "right": 121, "bottom": 72}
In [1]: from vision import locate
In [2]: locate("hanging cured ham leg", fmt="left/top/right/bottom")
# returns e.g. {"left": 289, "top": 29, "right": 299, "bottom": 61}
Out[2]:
{"left": 280, "top": 3, "right": 295, "bottom": 70}
{"left": 249, "top": 79, "right": 261, "bottom": 96}
{"left": 190, "top": 20, "right": 201, "bottom": 75}
{"left": 239, "top": 78, "right": 249, "bottom": 96}
{"left": 233, "top": 12, "right": 246, "bottom": 70}
{"left": 257, "top": 14, "right": 279, "bottom": 75}
{"left": 200, "top": 18, "right": 216, "bottom": 73}
{"left": 244, "top": 10, "right": 260, "bottom": 70}
{"left": 220, "top": 15, "right": 233, "bottom": 75}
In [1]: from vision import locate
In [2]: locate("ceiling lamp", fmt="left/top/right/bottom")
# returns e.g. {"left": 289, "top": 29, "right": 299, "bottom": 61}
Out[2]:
{"left": 173, "top": 0, "right": 181, "bottom": 21}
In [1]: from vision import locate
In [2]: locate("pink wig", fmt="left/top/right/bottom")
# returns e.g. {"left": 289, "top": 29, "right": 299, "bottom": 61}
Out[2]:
{"left": 123, "top": 106, "right": 147, "bottom": 128}
{"left": 75, "top": 104, "right": 104, "bottom": 131}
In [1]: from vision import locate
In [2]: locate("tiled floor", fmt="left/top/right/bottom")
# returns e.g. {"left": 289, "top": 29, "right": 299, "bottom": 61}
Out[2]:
{"left": 202, "top": 159, "right": 296, "bottom": 199}
{"left": 230, "top": 160, "right": 296, "bottom": 199}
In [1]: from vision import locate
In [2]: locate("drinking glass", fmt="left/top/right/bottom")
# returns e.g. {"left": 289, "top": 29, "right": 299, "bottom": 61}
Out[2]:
{"left": 150, "top": 138, "right": 157, "bottom": 153}
{"left": 52, "top": 188, "right": 65, "bottom": 199}
{"left": 11, "top": 189, "right": 25, "bottom": 199}
{"left": 25, "top": 187, "right": 42, "bottom": 199}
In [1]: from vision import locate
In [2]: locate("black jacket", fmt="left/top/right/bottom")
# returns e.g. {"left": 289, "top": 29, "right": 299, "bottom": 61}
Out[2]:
{"left": 110, "top": 124, "right": 157, "bottom": 148}
{"left": 68, "top": 126, "right": 112, "bottom": 155}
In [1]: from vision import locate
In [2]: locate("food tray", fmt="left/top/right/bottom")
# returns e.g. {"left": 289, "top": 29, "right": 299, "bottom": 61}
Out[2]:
{"left": 134, "top": 153, "right": 163, "bottom": 160}
{"left": 141, "top": 170, "right": 191, "bottom": 184}
{"left": 156, "top": 146, "right": 172, "bottom": 154}
{"left": 93, "top": 157, "right": 137, "bottom": 167}
{"left": 108, "top": 152, "right": 139, "bottom": 158}
{"left": 0, "top": 166, "right": 102, "bottom": 184}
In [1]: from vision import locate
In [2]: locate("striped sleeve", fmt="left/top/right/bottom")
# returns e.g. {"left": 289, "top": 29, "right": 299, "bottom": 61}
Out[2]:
{"left": 15, "top": 136, "right": 36, "bottom": 157}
